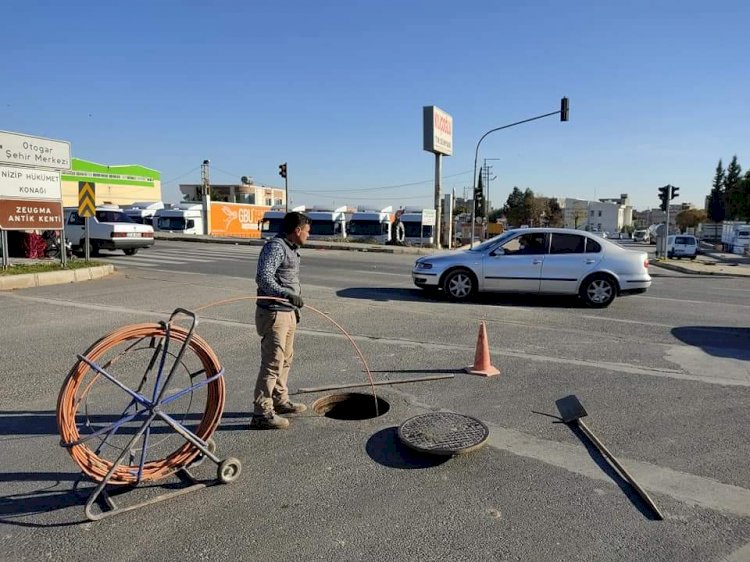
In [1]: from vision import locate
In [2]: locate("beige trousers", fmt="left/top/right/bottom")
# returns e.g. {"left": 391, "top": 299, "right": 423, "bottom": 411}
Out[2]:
{"left": 253, "top": 308, "right": 297, "bottom": 416}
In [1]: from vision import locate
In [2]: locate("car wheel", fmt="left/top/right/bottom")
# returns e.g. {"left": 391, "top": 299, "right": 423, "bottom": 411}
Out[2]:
{"left": 88, "top": 241, "right": 100, "bottom": 256}
{"left": 442, "top": 269, "right": 476, "bottom": 302}
{"left": 579, "top": 274, "right": 617, "bottom": 308}
{"left": 667, "top": 251, "right": 674, "bottom": 259}
{"left": 690, "top": 256, "right": 696, "bottom": 260}
{"left": 123, "top": 248, "right": 139, "bottom": 256}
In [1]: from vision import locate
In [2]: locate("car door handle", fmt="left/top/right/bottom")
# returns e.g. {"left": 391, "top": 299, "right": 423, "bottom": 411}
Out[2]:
{"left": 532, "top": 259, "right": 543, "bottom": 265}
{"left": 585, "top": 259, "right": 595, "bottom": 264}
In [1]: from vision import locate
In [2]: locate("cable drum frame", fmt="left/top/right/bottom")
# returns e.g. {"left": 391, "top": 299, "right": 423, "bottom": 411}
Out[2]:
{"left": 57, "top": 308, "right": 241, "bottom": 521}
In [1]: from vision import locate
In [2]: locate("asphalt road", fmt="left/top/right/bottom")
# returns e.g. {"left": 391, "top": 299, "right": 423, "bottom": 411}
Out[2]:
{"left": 1, "top": 240, "right": 749, "bottom": 561}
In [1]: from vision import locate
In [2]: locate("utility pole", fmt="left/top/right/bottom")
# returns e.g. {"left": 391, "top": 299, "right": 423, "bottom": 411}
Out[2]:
{"left": 201, "top": 159, "right": 211, "bottom": 235}
{"left": 484, "top": 157, "right": 500, "bottom": 228}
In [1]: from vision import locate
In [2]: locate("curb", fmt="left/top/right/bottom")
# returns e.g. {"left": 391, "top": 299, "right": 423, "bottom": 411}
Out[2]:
{"left": 153, "top": 233, "right": 440, "bottom": 255}
{"left": 0, "top": 265, "right": 115, "bottom": 291}
{"left": 650, "top": 261, "right": 745, "bottom": 277}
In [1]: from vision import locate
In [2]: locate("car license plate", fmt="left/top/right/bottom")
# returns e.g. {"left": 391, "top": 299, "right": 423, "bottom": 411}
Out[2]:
{"left": 127, "top": 232, "right": 139, "bottom": 238}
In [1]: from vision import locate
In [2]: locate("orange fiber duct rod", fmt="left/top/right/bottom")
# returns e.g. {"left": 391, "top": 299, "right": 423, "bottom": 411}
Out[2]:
{"left": 56, "top": 323, "right": 224, "bottom": 485}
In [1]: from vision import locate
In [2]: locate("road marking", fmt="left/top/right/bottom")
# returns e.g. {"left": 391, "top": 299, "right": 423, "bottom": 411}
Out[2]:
{"left": 479, "top": 419, "right": 750, "bottom": 517}
{"left": 639, "top": 294, "right": 750, "bottom": 309}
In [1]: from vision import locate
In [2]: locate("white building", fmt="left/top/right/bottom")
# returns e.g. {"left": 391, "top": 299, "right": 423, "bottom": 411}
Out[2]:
{"left": 563, "top": 195, "right": 633, "bottom": 233}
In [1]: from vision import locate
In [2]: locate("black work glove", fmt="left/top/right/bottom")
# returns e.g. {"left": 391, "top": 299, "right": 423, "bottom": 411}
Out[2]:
{"left": 286, "top": 293, "right": 304, "bottom": 308}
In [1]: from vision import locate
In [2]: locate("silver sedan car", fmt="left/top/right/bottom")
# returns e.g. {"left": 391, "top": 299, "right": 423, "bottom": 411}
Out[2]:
{"left": 412, "top": 228, "right": 651, "bottom": 307}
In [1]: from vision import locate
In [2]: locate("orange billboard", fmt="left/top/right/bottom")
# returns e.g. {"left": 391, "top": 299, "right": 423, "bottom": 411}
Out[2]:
{"left": 209, "top": 202, "right": 269, "bottom": 238}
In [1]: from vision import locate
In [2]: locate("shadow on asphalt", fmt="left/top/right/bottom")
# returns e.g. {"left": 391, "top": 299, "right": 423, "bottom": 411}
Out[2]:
{"left": 336, "top": 287, "right": 584, "bottom": 308}
{"left": 561, "top": 423, "right": 661, "bottom": 521}
{"left": 365, "top": 427, "right": 449, "bottom": 469}
{"left": 671, "top": 326, "right": 750, "bottom": 361}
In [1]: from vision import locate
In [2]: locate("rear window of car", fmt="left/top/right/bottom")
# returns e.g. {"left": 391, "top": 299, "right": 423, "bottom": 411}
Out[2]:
{"left": 675, "top": 236, "right": 695, "bottom": 244}
{"left": 585, "top": 238, "right": 601, "bottom": 253}
{"left": 96, "top": 211, "right": 134, "bottom": 223}
{"left": 550, "top": 233, "right": 586, "bottom": 254}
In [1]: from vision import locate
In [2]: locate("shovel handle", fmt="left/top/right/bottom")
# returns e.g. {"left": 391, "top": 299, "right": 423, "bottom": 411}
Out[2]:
{"left": 577, "top": 420, "right": 664, "bottom": 520}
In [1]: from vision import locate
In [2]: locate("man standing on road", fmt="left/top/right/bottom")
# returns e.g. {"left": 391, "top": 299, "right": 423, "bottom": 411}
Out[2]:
{"left": 251, "top": 211, "right": 311, "bottom": 430}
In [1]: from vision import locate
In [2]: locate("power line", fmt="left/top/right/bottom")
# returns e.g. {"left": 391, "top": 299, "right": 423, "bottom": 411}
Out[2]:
{"left": 161, "top": 166, "right": 201, "bottom": 186}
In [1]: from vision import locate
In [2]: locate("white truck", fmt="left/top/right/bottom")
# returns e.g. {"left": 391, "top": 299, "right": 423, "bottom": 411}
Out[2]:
{"left": 64, "top": 205, "right": 155, "bottom": 256}
{"left": 259, "top": 206, "right": 306, "bottom": 239}
{"left": 123, "top": 201, "right": 165, "bottom": 225}
{"left": 399, "top": 207, "right": 435, "bottom": 245}
{"left": 721, "top": 221, "right": 750, "bottom": 254}
{"left": 306, "top": 206, "right": 348, "bottom": 240}
{"left": 347, "top": 206, "right": 394, "bottom": 244}
{"left": 153, "top": 203, "right": 205, "bottom": 235}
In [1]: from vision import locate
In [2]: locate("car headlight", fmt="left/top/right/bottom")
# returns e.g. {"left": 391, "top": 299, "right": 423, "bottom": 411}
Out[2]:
{"left": 416, "top": 262, "right": 433, "bottom": 270}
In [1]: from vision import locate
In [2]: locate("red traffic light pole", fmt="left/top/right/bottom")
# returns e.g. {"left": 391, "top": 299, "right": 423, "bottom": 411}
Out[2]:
{"left": 470, "top": 97, "right": 569, "bottom": 248}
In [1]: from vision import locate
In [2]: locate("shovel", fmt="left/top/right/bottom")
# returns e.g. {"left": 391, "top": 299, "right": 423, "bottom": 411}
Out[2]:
{"left": 555, "top": 394, "right": 664, "bottom": 520}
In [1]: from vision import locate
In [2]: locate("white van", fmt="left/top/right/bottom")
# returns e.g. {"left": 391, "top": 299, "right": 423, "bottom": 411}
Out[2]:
{"left": 633, "top": 229, "right": 649, "bottom": 243}
{"left": 667, "top": 235, "right": 698, "bottom": 259}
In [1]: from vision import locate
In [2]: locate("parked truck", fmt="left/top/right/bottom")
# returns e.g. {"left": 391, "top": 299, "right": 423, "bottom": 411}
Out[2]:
{"left": 153, "top": 203, "right": 204, "bottom": 235}
{"left": 721, "top": 221, "right": 750, "bottom": 254}
{"left": 346, "top": 206, "right": 394, "bottom": 244}
{"left": 259, "top": 206, "right": 306, "bottom": 239}
{"left": 306, "top": 206, "right": 348, "bottom": 240}
{"left": 123, "top": 201, "right": 165, "bottom": 225}
{"left": 399, "top": 207, "right": 435, "bottom": 245}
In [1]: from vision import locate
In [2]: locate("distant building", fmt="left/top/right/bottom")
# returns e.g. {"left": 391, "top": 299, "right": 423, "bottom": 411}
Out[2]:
{"left": 61, "top": 158, "right": 161, "bottom": 207}
{"left": 562, "top": 196, "right": 633, "bottom": 233}
{"left": 179, "top": 182, "right": 285, "bottom": 207}
{"left": 635, "top": 202, "right": 695, "bottom": 228}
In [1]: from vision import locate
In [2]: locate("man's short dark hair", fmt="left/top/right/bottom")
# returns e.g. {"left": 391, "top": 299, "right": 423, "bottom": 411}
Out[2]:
{"left": 282, "top": 211, "right": 310, "bottom": 234}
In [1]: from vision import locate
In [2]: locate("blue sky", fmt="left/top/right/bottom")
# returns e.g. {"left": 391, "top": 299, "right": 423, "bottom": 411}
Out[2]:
{"left": 2, "top": 0, "right": 748, "bottom": 211}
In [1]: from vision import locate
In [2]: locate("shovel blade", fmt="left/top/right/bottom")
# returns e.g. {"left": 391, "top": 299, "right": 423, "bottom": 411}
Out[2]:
{"left": 556, "top": 394, "right": 588, "bottom": 423}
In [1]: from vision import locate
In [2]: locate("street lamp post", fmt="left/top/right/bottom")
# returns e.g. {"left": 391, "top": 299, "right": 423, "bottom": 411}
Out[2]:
{"left": 470, "top": 97, "right": 569, "bottom": 248}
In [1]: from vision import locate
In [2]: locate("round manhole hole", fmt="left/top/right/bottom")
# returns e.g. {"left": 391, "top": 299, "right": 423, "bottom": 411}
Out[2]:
{"left": 312, "top": 392, "right": 390, "bottom": 420}
{"left": 398, "top": 412, "right": 489, "bottom": 456}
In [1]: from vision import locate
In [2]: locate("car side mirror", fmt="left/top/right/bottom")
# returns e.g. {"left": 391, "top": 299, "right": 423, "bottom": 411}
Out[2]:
{"left": 490, "top": 248, "right": 505, "bottom": 256}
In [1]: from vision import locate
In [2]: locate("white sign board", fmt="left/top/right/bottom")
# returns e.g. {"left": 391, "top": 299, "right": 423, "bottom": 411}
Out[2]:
{"left": 0, "top": 165, "right": 61, "bottom": 200}
{"left": 0, "top": 130, "right": 71, "bottom": 170}
{"left": 421, "top": 209, "right": 437, "bottom": 226}
{"left": 422, "top": 106, "right": 453, "bottom": 156}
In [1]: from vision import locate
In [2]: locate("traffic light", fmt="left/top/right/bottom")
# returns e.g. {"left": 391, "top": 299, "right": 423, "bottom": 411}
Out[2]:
{"left": 473, "top": 186, "right": 484, "bottom": 216}
{"left": 658, "top": 185, "right": 669, "bottom": 212}
{"left": 560, "top": 97, "right": 569, "bottom": 122}
{"left": 670, "top": 185, "right": 679, "bottom": 200}
{"left": 278, "top": 163, "right": 287, "bottom": 179}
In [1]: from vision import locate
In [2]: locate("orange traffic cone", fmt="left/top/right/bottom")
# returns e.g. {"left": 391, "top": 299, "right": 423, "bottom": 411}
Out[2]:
{"left": 465, "top": 322, "right": 500, "bottom": 377}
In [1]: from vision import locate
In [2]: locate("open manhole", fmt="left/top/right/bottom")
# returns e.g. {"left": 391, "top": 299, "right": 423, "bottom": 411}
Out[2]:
{"left": 312, "top": 393, "right": 390, "bottom": 420}
{"left": 398, "top": 412, "right": 489, "bottom": 456}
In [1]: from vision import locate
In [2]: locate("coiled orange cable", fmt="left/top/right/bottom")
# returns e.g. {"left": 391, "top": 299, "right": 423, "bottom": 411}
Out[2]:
{"left": 56, "top": 323, "right": 224, "bottom": 485}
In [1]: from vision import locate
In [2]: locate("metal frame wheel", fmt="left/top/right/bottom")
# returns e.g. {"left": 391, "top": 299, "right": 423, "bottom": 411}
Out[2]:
{"left": 218, "top": 458, "right": 242, "bottom": 484}
{"left": 57, "top": 311, "right": 226, "bottom": 486}
{"left": 442, "top": 269, "right": 476, "bottom": 302}
{"left": 579, "top": 274, "right": 617, "bottom": 308}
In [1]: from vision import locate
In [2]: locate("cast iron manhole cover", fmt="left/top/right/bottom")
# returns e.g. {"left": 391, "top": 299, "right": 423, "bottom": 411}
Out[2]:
{"left": 397, "top": 412, "right": 489, "bottom": 456}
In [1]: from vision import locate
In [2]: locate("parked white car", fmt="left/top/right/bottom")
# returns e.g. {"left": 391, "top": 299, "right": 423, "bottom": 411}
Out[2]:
{"left": 64, "top": 207, "right": 155, "bottom": 256}
{"left": 412, "top": 228, "right": 651, "bottom": 308}
{"left": 666, "top": 235, "right": 698, "bottom": 259}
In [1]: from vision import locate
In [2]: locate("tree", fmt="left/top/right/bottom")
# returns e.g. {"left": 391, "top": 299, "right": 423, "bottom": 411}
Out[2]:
{"left": 706, "top": 159, "right": 726, "bottom": 222}
{"left": 502, "top": 187, "right": 526, "bottom": 226}
{"left": 544, "top": 198, "right": 564, "bottom": 227}
{"left": 675, "top": 209, "right": 707, "bottom": 231}
{"left": 724, "top": 156, "right": 743, "bottom": 219}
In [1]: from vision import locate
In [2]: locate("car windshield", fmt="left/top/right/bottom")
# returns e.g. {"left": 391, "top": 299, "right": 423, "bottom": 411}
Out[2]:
{"left": 96, "top": 211, "right": 134, "bottom": 223}
{"left": 467, "top": 230, "right": 518, "bottom": 252}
